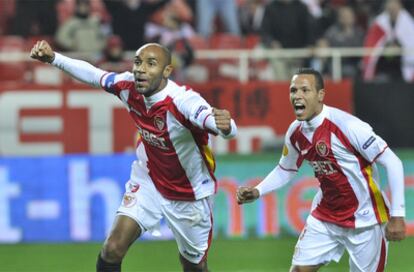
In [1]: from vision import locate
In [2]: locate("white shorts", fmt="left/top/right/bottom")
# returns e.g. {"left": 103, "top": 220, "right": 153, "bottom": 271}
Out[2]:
{"left": 117, "top": 166, "right": 213, "bottom": 264}
{"left": 292, "top": 215, "right": 388, "bottom": 272}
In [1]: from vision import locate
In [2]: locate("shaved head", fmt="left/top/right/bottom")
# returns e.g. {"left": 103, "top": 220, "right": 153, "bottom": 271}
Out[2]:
{"left": 132, "top": 43, "right": 174, "bottom": 96}
{"left": 136, "top": 43, "right": 171, "bottom": 66}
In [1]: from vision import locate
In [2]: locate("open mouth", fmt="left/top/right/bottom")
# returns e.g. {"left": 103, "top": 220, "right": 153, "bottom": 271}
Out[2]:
{"left": 293, "top": 102, "right": 306, "bottom": 115}
{"left": 135, "top": 78, "right": 148, "bottom": 87}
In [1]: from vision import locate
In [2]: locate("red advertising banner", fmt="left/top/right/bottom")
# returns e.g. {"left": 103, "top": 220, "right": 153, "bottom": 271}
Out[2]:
{"left": 0, "top": 81, "right": 352, "bottom": 155}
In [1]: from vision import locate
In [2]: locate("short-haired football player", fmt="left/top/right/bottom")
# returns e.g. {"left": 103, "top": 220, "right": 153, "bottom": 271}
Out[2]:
{"left": 30, "top": 40, "right": 237, "bottom": 272}
{"left": 237, "top": 68, "right": 406, "bottom": 272}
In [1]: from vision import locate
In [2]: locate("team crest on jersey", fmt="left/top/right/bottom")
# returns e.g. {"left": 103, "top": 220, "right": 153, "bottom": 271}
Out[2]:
{"left": 315, "top": 140, "right": 329, "bottom": 157}
{"left": 122, "top": 192, "right": 137, "bottom": 208}
{"left": 154, "top": 116, "right": 165, "bottom": 130}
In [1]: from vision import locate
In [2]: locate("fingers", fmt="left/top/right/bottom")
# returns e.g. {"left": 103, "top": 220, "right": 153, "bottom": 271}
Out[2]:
{"left": 213, "top": 108, "right": 231, "bottom": 132}
{"left": 30, "top": 41, "right": 43, "bottom": 59}
{"left": 29, "top": 40, "right": 52, "bottom": 62}
{"left": 386, "top": 229, "right": 406, "bottom": 241}
{"left": 236, "top": 186, "right": 257, "bottom": 204}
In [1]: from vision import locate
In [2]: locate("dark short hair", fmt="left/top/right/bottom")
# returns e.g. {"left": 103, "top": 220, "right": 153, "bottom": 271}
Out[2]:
{"left": 294, "top": 68, "right": 324, "bottom": 91}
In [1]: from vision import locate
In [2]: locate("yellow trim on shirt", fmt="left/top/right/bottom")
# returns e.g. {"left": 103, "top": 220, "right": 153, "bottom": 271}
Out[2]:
{"left": 202, "top": 145, "right": 215, "bottom": 172}
{"left": 365, "top": 165, "right": 388, "bottom": 223}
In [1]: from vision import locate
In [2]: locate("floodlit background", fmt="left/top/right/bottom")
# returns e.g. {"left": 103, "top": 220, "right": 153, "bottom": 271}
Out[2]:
{"left": 0, "top": 0, "right": 414, "bottom": 271}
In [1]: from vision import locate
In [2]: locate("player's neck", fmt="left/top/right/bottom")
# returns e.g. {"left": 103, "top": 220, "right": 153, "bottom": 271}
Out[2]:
{"left": 304, "top": 105, "right": 326, "bottom": 128}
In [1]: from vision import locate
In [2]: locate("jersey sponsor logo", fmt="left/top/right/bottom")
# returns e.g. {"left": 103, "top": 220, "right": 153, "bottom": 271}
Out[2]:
{"left": 122, "top": 192, "right": 137, "bottom": 208}
{"left": 315, "top": 140, "right": 329, "bottom": 157}
{"left": 137, "top": 125, "right": 168, "bottom": 150}
{"left": 309, "top": 160, "right": 338, "bottom": 176}
{"left": 194, "top": 105, "right": 208, "bottom": 120}
{"left": 363, "top": 136, "right": 376, "bottom": 149}
{"left": 154, "top": 116, "right": 165, "bottom": 130}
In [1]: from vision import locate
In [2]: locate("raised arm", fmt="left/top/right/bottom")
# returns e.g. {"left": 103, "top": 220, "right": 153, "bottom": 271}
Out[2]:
{"left": 30, "top": 40, "right": 106, "bottom": 88}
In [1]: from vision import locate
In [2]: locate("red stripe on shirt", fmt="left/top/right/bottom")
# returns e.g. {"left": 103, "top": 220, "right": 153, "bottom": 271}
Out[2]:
{"left": 376, "top": 238, "right": 387, "bottom": 272}
{"left": 323, "top": 119, "right": 389, "bottom": 225}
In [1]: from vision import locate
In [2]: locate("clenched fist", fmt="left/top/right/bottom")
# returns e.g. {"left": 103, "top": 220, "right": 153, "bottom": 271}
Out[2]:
{"left": 236, "top": 186, "right": 260, "bottom": 204}
{"left": 212, "top": 108, "right": 232, "bottom": 135}
{"left": 30, "top": 40, "right": 55, "bottom": 63}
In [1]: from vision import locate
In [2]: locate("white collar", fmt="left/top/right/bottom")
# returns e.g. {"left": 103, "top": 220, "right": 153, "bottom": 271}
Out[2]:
{"left": 143, "top": 79, "right": 172, "bottom": 109}
{"left": 302, "top": 104, "right": 327, "bottom": 130}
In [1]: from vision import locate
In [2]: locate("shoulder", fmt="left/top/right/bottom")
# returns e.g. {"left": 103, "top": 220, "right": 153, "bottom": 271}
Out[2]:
{"left": 105, "top": 71, "right": 134, "bottom": 83}
{"left": 102, "top": 71, "right": 134, "bottom": 92}
{"left": 170, "top": 82, "right": 203, "bottom": 102}
{"left": 286, "top": 120, "right": 301, "bottom": 138}
{"left": 325, "top": 106, "right": 372, "bottom": 134}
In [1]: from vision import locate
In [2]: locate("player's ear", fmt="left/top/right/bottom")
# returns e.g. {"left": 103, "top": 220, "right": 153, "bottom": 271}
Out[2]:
{"left": 163, "top": 64, "right": 173, "bottom": 78}
{"left": 318, "top": 88, "right": 325, "bottom": 102}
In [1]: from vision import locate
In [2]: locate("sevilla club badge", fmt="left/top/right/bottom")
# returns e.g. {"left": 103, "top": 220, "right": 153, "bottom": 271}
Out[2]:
{"left": 316, "top": 140, "right": 329, "bottom": 157}
{"left": 154, "top": 116, "right": 165, "bottom": 130}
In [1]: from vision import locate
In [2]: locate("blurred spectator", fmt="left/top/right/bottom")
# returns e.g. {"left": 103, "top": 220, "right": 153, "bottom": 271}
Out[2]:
{"left": 260, "top": 0, "right": 316, "bottom": 80}
{"left": 238, "top": 0, "right": 266, "bottom": 35}
{"left": 11, "top": 0, "right": 57, "bottom": 37}
{"left": 145, "top": 1, "right": 195, "bottom": 46}
{"left": 144, "top": 1, "right": 195, "bottom": 81}
{"left": 302, "top": 0, "right": 337, "bottom": 39}
{"left": 311, "top": 6, "right": 365, "bottom": 78}
{"left": 55, "top": 0, "right": 107, "bottom": 53}
{"left": 103, "top": 0, "right": 169, "bottom": 50}
{"left": 0, "top": 0, "right": 16, "bottom": 35}
{"left": 363, "top": 0, "right": 414, "bottom": 82}
{"left": 97, "top": 35, "right": 131, "bottom": 73}
{"left": 196, "top": 0, "right": 241, "bottom": 37}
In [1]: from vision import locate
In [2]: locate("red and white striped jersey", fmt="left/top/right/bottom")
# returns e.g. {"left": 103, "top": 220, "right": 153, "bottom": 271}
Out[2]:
{"left": 100, "top": 71, "right": 222, "bottom": 201}
{"left": 281, "top": 105, "right": 390, "bottom": 228}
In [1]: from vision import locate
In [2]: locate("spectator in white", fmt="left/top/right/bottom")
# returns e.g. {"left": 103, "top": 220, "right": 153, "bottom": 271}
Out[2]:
{"left": 196, "top": 0, "right": 241, "bottom": 37}
{"left": 55, "top": 0, "right": 107, "bottom": 53}
{"left": 363, "top": 0, "right": 414, "bottom": 82}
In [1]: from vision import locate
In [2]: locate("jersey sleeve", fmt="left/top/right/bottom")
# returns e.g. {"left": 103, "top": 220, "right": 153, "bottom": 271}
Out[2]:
{"left": 278, "top": 123, "right": 302, "bottom": 172}
{"left": 51, "top": 52, "right": 106, "bottom": 88}
{"left": 100, "top": 71, "right": 135, "bottom": 97}
{"left": 175, "top": 89, "right": 237, "bottom": 137}
{"left": 346, "top": 120, "right": 388, "bottom": 163}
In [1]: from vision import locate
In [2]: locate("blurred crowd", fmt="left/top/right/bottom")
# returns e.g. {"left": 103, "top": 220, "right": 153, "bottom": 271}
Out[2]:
{"left": 1, "top": 0, "right": 414, "bottom": 83}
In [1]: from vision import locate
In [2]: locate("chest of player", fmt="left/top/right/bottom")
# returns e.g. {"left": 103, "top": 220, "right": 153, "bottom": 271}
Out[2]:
{"left": 295, "top": 127, "right": 340, "bottom": 177}
{"left": 127, "top": 99, "right": 172, "bottom": 149}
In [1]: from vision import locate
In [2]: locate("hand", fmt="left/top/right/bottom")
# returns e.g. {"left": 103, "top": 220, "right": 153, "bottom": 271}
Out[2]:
{"left": 385, "top": 216, "right": 406, "bottom": 241}
{"left": 236, "top": 186, "right": 260, "bottom": 205}
{"left": 30, "top": 40, "right": 55, "bottom": 63}
{"left": 212, "top": 108, "right": 231, "bottom": 135}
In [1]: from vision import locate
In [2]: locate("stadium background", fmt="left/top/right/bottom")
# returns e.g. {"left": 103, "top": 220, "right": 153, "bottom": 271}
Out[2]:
{"left": 1, "top": 0, "right": 414, "bottom": 271}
